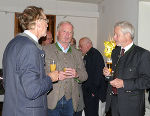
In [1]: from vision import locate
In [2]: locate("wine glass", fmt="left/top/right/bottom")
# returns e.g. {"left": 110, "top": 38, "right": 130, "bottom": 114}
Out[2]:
{"left": 105, "top": 58, "right": 112, "bottom": 79}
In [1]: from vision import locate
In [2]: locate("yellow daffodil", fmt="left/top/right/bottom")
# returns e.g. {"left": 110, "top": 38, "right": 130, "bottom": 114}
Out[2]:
{"left": 104, "top": 40, "right": 116, "bottom": 58}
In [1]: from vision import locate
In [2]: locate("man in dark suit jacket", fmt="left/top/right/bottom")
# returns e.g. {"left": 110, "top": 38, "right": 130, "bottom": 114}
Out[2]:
{"left": 103, "top": 21, "right": 150, "bottom": 116}
{"left": 2, "top": 6, "right": 58, "bottom": 116}
{"left": 79, "top": 37, "right": 107, "bottom": 116}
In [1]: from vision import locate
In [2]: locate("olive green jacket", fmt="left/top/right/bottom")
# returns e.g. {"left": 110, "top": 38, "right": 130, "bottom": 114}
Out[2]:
{"left": 43, "top": 43, "right": 87, "bottom": 111}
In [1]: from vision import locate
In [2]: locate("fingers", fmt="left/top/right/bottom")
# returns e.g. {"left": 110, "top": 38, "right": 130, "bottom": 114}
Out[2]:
{"left": 58, "top": 71, "right": 66, "bottom": 80}
{"left": 64, "top": 68, "right": 77, "bottom": 78}
{"left": 110, "top": 78, "right": 124, "bottom": 88}
{"left": 48, "top": 71, "right": 59, "bottom": 82}
{"left": 103, "top": 67, "right": 111, "bottom": 76}
{"left": 50, "top": 68, "right": 77, "bottom": 82}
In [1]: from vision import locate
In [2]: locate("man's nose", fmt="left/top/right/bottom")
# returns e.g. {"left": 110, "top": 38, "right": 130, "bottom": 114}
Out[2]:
{"left": 65, "top": 32, "right": 70, "bottom": 36}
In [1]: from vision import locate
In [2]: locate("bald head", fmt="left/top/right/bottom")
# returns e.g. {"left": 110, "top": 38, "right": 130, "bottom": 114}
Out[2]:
{"left": 79, "top": 37, "right": 93, "bottom": 55}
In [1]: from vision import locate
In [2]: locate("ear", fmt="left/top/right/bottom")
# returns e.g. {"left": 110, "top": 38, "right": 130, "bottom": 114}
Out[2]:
{"left": 36, "top": 20, "right": 41, "bottom": 28}
{"left": 86, "top": 42, "right": 91, "bottom": 49}
{"left": 56, "top": 31, "right": 59, "bottom": 37}
{"left": 125, "top": 32, "right": 131, "bottom": 38}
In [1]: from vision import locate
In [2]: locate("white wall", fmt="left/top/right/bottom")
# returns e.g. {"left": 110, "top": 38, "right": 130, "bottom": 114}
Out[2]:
{"left": 97, "top": 0, "right": 139, "bottom": 60}
{"left": 0, "top": 12, "right": 14, "bottom": 68}
{"left": 138, "top": 1, "right": 150, "bottom": 51}
{"left": 0, "top": 0, "right": 99, "bottom": 68}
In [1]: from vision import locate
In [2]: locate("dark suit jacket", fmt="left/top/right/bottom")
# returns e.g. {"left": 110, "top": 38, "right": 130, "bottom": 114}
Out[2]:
{"left": 82, "top": 47, "right": 107, "bottom": 102}
{"left": 2, "top": 33, "right": 52, "bottom": 116}
{"left": 105, "top": 45, "right": 150, "bottom": 116}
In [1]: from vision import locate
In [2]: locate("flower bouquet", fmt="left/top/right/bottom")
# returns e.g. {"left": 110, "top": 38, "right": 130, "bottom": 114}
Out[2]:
{"left": 104, "top": 36, "right": 116, "bottom": 73}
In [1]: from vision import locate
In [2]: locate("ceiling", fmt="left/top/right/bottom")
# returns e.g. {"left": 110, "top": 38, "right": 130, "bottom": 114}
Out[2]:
{"left": 58, "top": 0, "right": 104, "bottom": 4}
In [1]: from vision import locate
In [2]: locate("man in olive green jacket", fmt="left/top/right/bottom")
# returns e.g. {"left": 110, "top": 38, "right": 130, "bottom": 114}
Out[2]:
{"left": 43, "top": 21, "right": 87, "bottom": 116}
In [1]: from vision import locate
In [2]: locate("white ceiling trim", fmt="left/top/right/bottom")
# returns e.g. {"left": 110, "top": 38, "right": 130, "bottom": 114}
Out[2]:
{"left": 57, "top": 0, "right": 104, "bottom": 4}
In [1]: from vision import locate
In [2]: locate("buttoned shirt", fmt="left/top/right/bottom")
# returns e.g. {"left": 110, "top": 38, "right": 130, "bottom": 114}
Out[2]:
{"left": 121, "top": 42, "right": 133, "bottom": 53}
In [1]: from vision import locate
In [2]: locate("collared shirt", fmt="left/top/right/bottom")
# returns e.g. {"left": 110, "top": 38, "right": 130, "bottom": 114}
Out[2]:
{"left": 57, "top": 41, "right": 70, "bottom": 53}
{"left": 122, "top": 42, "right": 133, "bottom": 53}
{"left": 24, "top": 30, "right": 38, "bottom": 43}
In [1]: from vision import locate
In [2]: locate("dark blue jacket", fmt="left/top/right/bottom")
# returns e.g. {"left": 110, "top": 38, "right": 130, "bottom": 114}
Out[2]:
{"left": 2, "top": 33, "right": 52, "bottom": 116}
{"left": 82, "top": 47, "right": 107, "bottom": 102}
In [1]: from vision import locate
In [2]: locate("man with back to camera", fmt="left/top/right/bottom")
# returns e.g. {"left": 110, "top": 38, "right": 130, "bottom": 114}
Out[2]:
{"left": 2, "top": 6, "right": 58, "bottom": 116}
{"left": 79, "top": 37, "right": 107, "bottom": 116}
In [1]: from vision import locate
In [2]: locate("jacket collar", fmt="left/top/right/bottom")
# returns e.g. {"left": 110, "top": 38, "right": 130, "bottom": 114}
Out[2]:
{"left": 55, "top": 42, "right": 72, "bottom": 53}
{"left": 18, "top": 33, "right": 42, "bottom": 50}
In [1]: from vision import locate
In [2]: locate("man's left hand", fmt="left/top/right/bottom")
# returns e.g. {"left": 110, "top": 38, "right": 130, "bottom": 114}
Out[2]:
{"left": 110, "top": 78, "right": 124, "bottom": 88}
{"left": 64, "top": 68, "right": 78, "bottom": 78}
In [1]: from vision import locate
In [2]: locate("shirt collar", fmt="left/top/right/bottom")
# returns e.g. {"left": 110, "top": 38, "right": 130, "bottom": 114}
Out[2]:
{"left": 57, "top": 41, "right": 70, "bottom": 53}
{"left": 121, "top": 42, "right": 133, "bottom": 53}
{"left": 24, "top": 30, "right": 38, "bottom": 43}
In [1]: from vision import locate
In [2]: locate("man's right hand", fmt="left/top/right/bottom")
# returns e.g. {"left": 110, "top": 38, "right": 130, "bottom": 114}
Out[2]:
{"left": 48, "top": 71, "right": 59, "bottom": 82}
{"left": 103, "top": 67, "right": 111, "bottom": 77}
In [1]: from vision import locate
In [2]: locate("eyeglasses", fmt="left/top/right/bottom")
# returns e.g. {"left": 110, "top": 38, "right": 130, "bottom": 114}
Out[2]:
{"left": 40, "top": 18, "right": 49, "bottom": 23}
